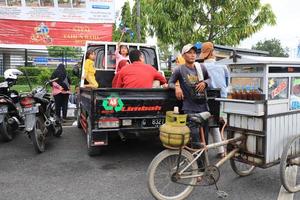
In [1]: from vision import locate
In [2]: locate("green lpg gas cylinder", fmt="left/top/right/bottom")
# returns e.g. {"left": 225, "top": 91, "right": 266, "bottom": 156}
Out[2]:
{"left": 159, "top": 111, "right": 190, "bottom": 148}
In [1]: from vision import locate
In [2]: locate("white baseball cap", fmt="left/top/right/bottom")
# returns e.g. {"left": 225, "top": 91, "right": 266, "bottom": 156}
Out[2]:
{"left": 181, "top": 44, "right": 197, "bottom": 54}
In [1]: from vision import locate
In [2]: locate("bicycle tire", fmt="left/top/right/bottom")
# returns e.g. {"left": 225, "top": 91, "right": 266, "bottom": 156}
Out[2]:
{"left": 147, "top": 149, "right": 197, "bottom": 200}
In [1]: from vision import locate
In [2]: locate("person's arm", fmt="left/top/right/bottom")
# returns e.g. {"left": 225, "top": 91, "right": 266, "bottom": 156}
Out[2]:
{"left": 112, "top": 74, "right": 118, "bottom": 88}
{"left": 153, "top": 69, "right": 167, "bottom": 85}
{"left": 50, "top": 72, "right": 56, "bottom": 86}
{"left": 195, "top": 64, "right": 211, "bottom": 92}
{"left": 115, "top": 70, "right": 124, "bottom": 88}
{"left": 168, "top": 67, "right": 180, "bottom": 89}
{"left": 224, "top": 65, "right": 230, "bottom": 87}
{"left": 202, "top": 64, "right": 211, "bottom": 87}
{"left": 67, "top": 76, "right": 71, "bottom": 85}
{"left": 82, "top": 60, "right": 90, "bottom": 80}
{"left": 50, "top": 71, "right": 56, "bottom": 80}
{"left": 168, "top": 67, "right": 184, "bottom": 100}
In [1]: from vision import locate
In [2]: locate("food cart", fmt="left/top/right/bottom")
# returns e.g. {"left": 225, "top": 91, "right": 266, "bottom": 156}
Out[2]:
{"left": 146, "top": 55, "right": 300, "bottom": 200}
{"left": 217, "top": 55, "right": 300, "bottom": 192}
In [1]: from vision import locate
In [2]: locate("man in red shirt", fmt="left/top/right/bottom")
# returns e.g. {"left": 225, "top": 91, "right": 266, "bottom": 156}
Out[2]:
{"left": 114, "top": 50, "right": 168, "bottom": 88}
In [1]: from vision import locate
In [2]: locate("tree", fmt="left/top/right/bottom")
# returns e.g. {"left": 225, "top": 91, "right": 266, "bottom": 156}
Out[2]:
{"left": 145, "top": 0, "right": 276, "bottom": 50}
{"left": 112, "top": 0, "right": 147, "bottom": 43}
{"left": 252, "top": 38, "right": 289, "bottom": 57}
{"left": 47, "top": 46, "right": 82, "bottom": 58}
{"left": 113, "top": 1, "right": 132, "bottom": 42}
{"left": 131, "top": 0, "right": 147, "bottom": 42}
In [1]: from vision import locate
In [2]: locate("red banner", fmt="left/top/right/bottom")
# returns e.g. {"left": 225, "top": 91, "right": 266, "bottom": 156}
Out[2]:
{"left": 0, "top": 19, "right": 113, "bottom": 46}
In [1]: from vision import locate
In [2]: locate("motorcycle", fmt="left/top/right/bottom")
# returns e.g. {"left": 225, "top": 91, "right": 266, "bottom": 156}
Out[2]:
{"left": 20, "top": 79, "right": 63, "bottom": 153}
{"left": 0, "top": 69, "right": 24, "bottom": 142}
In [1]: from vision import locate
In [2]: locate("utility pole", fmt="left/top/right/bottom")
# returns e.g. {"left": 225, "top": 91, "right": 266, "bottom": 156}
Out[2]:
{"left": 136, "top": 0, "right": 141, "bottom": 43}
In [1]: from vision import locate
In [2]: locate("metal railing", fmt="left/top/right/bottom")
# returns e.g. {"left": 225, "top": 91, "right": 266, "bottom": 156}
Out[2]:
{"left": 0, "top": 48, "right": 83, "bottom": 75}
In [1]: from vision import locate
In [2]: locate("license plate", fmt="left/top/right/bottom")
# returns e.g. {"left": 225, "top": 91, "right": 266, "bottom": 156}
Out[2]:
{"left": 142, "top": 118, "right": 165, "bottom": 127}
{"left": 22, "top": 106, "right": 38, "bottom": 114}
{"left": 0, "top": 106, "right": 8, "bottom": 114}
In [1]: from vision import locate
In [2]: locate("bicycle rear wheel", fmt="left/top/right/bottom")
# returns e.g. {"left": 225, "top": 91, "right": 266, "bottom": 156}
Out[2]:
{"left": 147, "top": 149, "right": 198, "bottom": 200}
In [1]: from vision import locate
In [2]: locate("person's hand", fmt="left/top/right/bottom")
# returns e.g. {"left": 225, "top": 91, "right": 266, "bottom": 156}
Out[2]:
{"left": 175, "top": 86, "right": 184, "bottom": 100}
{"left": 162, "top": 83, "right": 168, "bottom": 88}
{"left": 195, "top": 81, "right": 206, "bottom": 92}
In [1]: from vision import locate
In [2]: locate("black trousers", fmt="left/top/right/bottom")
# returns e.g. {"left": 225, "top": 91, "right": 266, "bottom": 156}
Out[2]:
{"left": 54, "top": 93, "right": 69, "bottom": 119}
{"left": 184, "top": 110, "right": 209, "bottom": 170}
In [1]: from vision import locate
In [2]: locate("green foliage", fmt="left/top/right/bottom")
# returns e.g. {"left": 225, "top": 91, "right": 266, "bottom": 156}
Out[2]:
{"left": 47, "top": 46, "right": 82, "bottom": 58}
{"left": 163, "top": 70, "right": 172, "bottom": 79}
{"left": 16, "top": 76, "right": 38, "bottom": 85}
{"left": 131, "top": 0, "right": 147, "bottom": 42}
{"left": 18, "top": 66, "right": 43, "bottom": 76}
{"left": 158, "top": 39, "right": 172, "bottom": 61}
{"left": 37, "top": 68, "right": 52, "bottom": 84}
{"left": 113, "top": 0, "right": 147, "bottom": 43}
{"left": 1, "top": 67, "right": 80, "bottom": 86}
{"left": 252, "top": 38, "right": 289, "bottom": 57}
{"left": 145, "top": 0, "right": 276, "bottom": 50}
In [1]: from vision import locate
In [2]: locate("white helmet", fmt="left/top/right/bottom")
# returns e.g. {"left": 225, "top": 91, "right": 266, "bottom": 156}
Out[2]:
{"left": 4, "top": 69, "right": 23, "bottom": 80}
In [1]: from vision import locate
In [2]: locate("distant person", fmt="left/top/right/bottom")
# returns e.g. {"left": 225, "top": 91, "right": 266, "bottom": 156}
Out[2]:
{"left": 82, "top": 50, "right": 99, "bottom": 88}
{"left": 69, "top": 85, "right": 79, "bottom": 105}
{"left": 115, "top": 50, "right": 168, "bottom": 88}
{"left": 115, "top": 42, "right": 129, "bottom": 71}
{"left": 176, "top": 54, "right": 185, "bottom": 65}
{"left": 112, "top": 59, "right": 130, "bottom": 88}
{"left": 200, "top": 41, "right": 229, "bottom": 158}
{"left": 51, "top": 63, "right": 71, "bottom": 121}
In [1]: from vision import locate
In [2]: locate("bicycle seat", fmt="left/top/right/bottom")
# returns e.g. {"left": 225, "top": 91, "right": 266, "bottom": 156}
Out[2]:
{"left": 187, "top": 112, "right": 211, "bottom": 125}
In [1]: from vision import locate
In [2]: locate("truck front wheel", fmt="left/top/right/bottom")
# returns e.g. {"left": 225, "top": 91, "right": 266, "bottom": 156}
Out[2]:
{"left": 87, "top": 117, "right": 103, "bottom": 156}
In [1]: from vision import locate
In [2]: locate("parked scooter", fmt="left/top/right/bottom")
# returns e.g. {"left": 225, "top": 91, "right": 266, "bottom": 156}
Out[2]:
{"left": 20, "top": 78, "right": 62, "bottom": 153}
{"left": 0, "top": 69, "right": 24, "bottom": 142}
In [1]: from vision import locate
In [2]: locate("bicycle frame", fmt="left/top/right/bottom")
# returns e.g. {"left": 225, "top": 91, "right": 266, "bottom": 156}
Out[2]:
{"left": 175, "top": 127, "right": 245, "bottom": 180}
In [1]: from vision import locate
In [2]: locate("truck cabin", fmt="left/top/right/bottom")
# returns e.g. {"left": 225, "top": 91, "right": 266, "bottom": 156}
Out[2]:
{"left": 217, "top": 55, "right": 300, "bottom": 115}
{"left": 80, "top": 42, "right": 161, "bottom": 88}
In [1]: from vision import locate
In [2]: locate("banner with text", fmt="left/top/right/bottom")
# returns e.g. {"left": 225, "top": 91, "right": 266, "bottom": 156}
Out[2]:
{"left": 0, "top": 20, "right": 113, "bottom": 46}
{"left": 0, "top": 0, "right": 115, "bottom": 23}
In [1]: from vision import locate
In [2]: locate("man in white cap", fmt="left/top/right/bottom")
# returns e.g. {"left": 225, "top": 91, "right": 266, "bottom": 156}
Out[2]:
{"left": 200, "top": 41, "right": 229, "bottom": 158}
{"left": 169, "top": 43, "right": 211, "bottom": 152}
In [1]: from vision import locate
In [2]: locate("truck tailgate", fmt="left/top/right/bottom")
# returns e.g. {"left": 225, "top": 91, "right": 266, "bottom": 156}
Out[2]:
{"left": 95, "top": 88, "right": 177, "bottom": 118}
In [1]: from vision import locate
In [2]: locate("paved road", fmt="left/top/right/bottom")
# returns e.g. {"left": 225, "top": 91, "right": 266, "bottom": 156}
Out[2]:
{"left": 0, "top": 127, "right": 299, "bottom": 200}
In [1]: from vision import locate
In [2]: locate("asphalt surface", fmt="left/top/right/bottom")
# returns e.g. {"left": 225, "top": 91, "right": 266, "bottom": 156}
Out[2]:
{"left": 0, "top": 127, "right": 299, "bottom": 200}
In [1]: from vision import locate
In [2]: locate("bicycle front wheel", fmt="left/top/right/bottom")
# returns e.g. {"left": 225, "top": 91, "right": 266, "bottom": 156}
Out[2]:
{"left": 147, "top": 149, "right": 198, "bottom": 200}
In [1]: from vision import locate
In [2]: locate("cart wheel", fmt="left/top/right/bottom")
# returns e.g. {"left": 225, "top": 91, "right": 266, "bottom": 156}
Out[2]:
{"left": 230, "top": 158, "right": 255, "bottom": 177}
{"left": 280, "top": 135, "right": 300, "bottom": 193}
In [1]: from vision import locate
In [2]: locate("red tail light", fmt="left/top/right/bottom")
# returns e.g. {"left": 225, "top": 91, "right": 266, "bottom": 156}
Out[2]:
{"left": 20, "top": 97, "right": 34, "bottom": 108}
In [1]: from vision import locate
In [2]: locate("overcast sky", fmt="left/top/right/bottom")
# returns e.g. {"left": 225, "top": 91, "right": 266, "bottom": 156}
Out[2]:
{"left": 117, "top": 0, "right": 300, "bottom": 55}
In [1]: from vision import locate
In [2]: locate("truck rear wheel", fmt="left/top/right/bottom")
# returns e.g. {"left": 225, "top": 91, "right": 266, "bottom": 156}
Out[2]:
{"left": 87, "top": 117, "right": 102, "bottom": 156}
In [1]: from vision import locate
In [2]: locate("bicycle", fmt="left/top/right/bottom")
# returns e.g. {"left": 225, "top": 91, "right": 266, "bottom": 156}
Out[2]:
{"left": 147, "top": 112, "right": 250, "bottom": 200}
